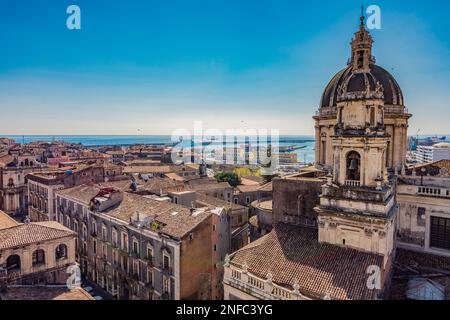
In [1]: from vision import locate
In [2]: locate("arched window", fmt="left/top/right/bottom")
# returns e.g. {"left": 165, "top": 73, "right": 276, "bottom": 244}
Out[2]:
{"left": 25, "top": 159, "right": 29, "bottom": 166}
{"left": 7, "top": 178, "right": 14, "bottom": 187}
{"left": 32, "top": 249, "right": 45, "bottom": 265}
{"left": 346, "top": 151, "right": 361, "bottom": 181}
{"left": 55, "top": 244, "right": 68, "bottom": 260}
{"left": 6, "top": 255, "right": 21, "bottom": 271}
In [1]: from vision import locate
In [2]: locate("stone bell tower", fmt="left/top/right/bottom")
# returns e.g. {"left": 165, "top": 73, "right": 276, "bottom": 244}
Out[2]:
{"left": 314, "top": 15, "right": 398, "bottom": 266}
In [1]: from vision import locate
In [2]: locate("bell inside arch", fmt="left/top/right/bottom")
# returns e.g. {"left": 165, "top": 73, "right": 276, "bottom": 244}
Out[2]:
{"left": 349, "top": 159, "right": 358, "bottom": 170}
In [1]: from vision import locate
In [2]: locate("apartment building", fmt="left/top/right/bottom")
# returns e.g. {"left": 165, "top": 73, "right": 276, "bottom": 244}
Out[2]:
{"left": 55, "top": 183, "right": 230, "bottom": 300}
{"left": 27, "top": 163, "right": 122, "bottom": 221}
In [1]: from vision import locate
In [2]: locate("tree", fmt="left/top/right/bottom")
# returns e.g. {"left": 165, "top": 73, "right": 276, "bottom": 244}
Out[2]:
{"left": 214, "top": 172, "right": 241, "bottom": 187}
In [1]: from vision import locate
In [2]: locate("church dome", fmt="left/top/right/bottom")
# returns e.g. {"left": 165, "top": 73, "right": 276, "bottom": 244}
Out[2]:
{"left": 319, "top": 15, "right": 404, "bottom": 110}
{"left": 320, "top": 64, "right": 404, "bottom": 108}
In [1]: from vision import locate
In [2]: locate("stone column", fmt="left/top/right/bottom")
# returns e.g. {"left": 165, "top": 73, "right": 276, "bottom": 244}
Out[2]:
{"left": 314, "top": 125, "right": 320, "bottom": 164}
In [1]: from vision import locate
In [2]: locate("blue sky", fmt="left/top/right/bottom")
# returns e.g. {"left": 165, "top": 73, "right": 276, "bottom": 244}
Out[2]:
{"left": 0, "top": 0, "right": 449, "bottom": 135}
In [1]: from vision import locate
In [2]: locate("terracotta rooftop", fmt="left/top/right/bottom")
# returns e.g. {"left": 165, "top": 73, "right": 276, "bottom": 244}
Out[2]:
{"left": 56, "top": 180, "right": 132, "bottom": 205}
{"left": 188, "top": 181, "right": 232, "bottom": 192}
{"left": 411, "top": 159, "right": 450, "bottom": 174}
{"left": 123, "top": 165, "right": 171, "bottom": 174}
{"left": 0, "top": 221, "right": 75, "bottom": 250}
{"left": 236, "top": 185, "right": 261, "bottom": 193}
{"left": 58, "top": 184, "right": 212, "bottom": 239}
{"left": 229, "top": 223, "right": 384, "bottom": 300}
{"left": 0, "top": 286, "right": 94, "bottom": 300}
{"left": 107, "top": 193, "right": 212, "bottom": 239}
{"left": 136, "top": 176, "right": 185, "bottom": 194}
{"left": 0, "top": 210, "right": 19, "bottom": 230}
{"left": 196, "top": 193, "right": 246, "bottom": 210}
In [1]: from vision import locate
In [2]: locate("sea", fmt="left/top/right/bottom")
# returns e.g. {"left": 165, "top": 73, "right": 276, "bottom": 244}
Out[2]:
{"left": 3, "top": 134, "right": 449, "bottom": 165}
{"left": 3, "top": 135, "right": 317, "bottom": 164}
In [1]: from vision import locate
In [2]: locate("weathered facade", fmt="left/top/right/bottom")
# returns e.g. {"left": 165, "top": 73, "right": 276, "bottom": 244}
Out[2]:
{"left": 56, "top": 184, "right": 229, "bottom": 300}
{"left": 0, "top": 210, "right": 76, "bottom": 287}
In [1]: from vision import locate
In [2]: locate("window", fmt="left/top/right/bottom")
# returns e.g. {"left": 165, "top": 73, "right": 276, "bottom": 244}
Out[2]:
{"left": 102, "top": 224, "right": 107, "bottom": 240}
{"left": 246, "top": 197, "right": 250, "bottom": 204}
{"left": 93, "top": 240, "right": 97, "bottom": 255}
{"left": 6, "top": 255, "right": 21, "bottom": 271}
{"left": 147, "top": 269, "right": 153, "bottom": 284}
{"left": 370, "top": 107, "right": 375, "bottom": 126}
{"left": 163, "top": 276, "right": 170, "bottom": 295}
{"left": 234, "top": 198, "right": 238, "bottom": 204}
{"left": 113, "top": 250, "right": 118, "bottom": 265}
{"left": 92, "top": 220, "right": 97, "bottom": 235}
{"left": 133, "top": 261, "right": 139, "bottom": 274}
{"left": 112, "top": 229, "right": 118, "bottom": 246}
{"left": 430, "top": 216, "right": 450, "bottom": 250}
{"left": 213, "top": 244, "right": 217, "bottom": 251}
{"left": 147, "top": 246, "right": 153, "bottom": 260}
{"left": 357, "top": 50, "right": 364, "bottom": 69}
{"left": 163, "top": 253, "right": 170, "bottom": 270}
{"left": 55, "top": 244, "right": 68, "bottom": 260}
{"left": 133, "top": 239, "right": 139, "bottom": 255}
{"left": 122, "top": 233, "right": 128, "bottom": 251}
{"left": 82, "top": 224, "right": 87, "bottom": 239}
{"left": 32, "top": 249, "right": 45, "bottom": 266}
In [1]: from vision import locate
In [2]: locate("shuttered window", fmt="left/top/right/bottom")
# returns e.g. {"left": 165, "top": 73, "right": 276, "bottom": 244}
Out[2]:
{"left": 430, "top": 216, "right": 450, "bottom": 250}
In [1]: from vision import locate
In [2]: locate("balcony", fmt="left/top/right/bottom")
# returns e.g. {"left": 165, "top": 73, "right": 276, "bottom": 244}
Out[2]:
{"left": 143, "top": 256, "right": 154, "bottom": 266}
{"left": 162, "top": 266, "right": 173, "bottom": 276}
{"left": 7, "top": 269, "right": 21, "bottom": 281}
{"left": 344, "top": 180, "right": 361, "bottom": 187}
{"left": 225, "top": 267, "right": 308, "bottom": 300}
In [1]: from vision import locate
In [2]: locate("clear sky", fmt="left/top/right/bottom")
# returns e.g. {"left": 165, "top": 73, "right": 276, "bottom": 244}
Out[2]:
{"left": 0, "top": 0, "right": 449, "bottom": 135}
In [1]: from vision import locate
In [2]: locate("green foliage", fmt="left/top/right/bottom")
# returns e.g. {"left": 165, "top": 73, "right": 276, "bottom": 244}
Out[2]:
{"left": 214, "top": 172, "right": 241, "bottom": 187}
{"left": 261, "top": 174, "right": 278, "bottom": 184}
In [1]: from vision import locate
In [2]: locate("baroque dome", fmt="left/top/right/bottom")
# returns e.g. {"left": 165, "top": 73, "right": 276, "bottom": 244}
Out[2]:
{"left": 319, "top": 15, "right": 404, "bottom": 109}
{"left": 320, "top": 64, "right": 404, "bottom": 108}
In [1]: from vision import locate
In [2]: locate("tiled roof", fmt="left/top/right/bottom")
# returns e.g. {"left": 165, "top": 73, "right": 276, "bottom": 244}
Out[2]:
{"left": 411, "top": 159, "right": 450, "bottom": 173}
{"left": 58, "top": 184, "right": 212, "bottom": 239}
{"left": 189, "top": 181, "right": 232, "bottom": 192}
{"left": 236, "top": 185, "right": 261, "bottom": 193}
{"left": 229, "top": 223, "right": 384, "bottom": 300}
{"left": 0, "top": 286, "right": 94, "bottom": 300}
{"left": 123, "top": 165, "right": 172, "bottom": 174}
{"left": 0, "top": 154, "right": 14, "bottom": 166}
{"left": 137, "top": 176, "right": 185, "bottom": 194}
{"left": 107, "top": 193, "right": 212, "bottom": 239}
{"left": 56, "top": 180, "right": 132, "bottom": 204}
{"left": 0, "top": 222, "right": 75, "bottom": 249}
{"left": 196, "top": 193, "right": 246, "bottom": 210}
{"left": 0, "top": 211, "right": 19, "bottom": 230}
